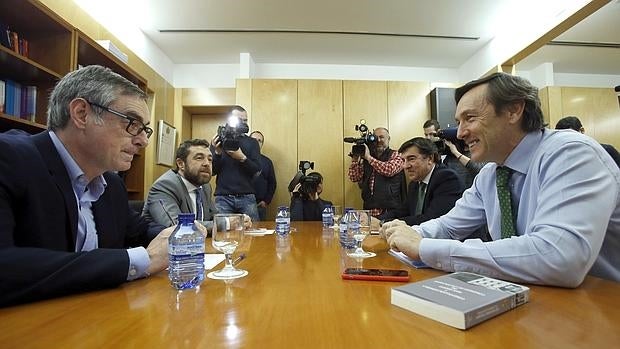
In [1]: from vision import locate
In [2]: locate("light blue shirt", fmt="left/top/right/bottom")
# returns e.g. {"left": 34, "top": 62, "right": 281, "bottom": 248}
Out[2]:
{"left": 49, "top": 131, "right": 150, "bottom": 280}
{"left": 415, "top": 129, "right": 620, "bottom": 287}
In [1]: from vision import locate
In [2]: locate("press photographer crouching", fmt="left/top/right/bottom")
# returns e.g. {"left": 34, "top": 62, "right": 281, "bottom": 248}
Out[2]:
{"left": 210, "top": 105, "right": 261, "bottom": 222}
{"left": 288, "top": 161, "right": 333, "bottom": 221}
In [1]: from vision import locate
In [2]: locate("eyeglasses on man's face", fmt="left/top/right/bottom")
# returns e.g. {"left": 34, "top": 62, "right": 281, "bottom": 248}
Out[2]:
{"left": 86, "top": 100, "right": 153, "bottom": 139}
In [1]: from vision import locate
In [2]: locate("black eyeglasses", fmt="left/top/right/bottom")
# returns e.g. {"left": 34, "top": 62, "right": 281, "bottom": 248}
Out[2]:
{"left": 86, "top": 100, "right": 153, "bottom": 138}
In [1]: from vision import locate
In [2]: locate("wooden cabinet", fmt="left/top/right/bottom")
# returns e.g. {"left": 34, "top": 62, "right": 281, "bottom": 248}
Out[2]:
{"left": 0, "top": 0, "right": 73, "bottom": 132}
{"left": 1, "top": 0, "right": 148, "bottom": 199}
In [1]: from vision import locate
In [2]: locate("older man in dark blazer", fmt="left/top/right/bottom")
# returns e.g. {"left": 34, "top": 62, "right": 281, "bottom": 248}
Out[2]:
{"left": 0, "top": 66, "right": 173, "bottom": 307}
{"left": 382, "top": 137, "right": 463, "bottom": 226}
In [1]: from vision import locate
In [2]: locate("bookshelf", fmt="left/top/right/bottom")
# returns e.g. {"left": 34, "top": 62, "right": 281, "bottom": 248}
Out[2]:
{"left": 1, "top": 0, "right": 148, "bottom": 200}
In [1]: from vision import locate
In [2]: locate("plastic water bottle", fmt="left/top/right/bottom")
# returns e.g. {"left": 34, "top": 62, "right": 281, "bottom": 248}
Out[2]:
{"left": 322, "top": 206, "right": 334, "bottom": 227}
{"left": 339, "top": 208, "right": 355, "bottom": 249}
{"left": 168, "top": 213, "right": 205, "bottom": 290}
{"left": 346, "top": 211, "right": 361, "bottom": 250}
{"left": 275, "top": 206, "right": 290, "bottom": 236}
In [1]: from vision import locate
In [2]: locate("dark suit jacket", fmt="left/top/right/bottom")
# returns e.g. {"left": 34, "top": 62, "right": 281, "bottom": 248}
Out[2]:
{"left": 601, "top": 143, "right": 620, "bottom": 168}
{"left": 383, "top": 164, "right": 463, "bottom": 225}
{"left": 290, "top": 196, "right": 333, "bottom": 221}
{"left": 0, "top": 131, "right": 162, "bottom": 307}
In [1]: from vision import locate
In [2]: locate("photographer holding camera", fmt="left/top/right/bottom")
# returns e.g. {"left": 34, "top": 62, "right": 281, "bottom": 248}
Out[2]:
{"left": 423, "top": 119, "right": 485, "bottom": 189}
{"left": 347, "top": 126, "right": 405, "bottom": 219}
{"left": 210, "top": 105, "right": 261, "bottom": 222}
{"left": 290, "top": 171, "right": 333, "bottom": 221}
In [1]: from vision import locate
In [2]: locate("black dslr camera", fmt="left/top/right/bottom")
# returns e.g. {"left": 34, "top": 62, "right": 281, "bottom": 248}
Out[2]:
{"left": 288, "top": 161, "right": 320, "bottom": 195}
{"left": 217, "top": 115, "right": 250, "bottom": 151}
{"left": 434, "top": 126, "right": 467, "bottom": 155}
{"left": 343, "top": 119, "right": 377, "bottom": 157}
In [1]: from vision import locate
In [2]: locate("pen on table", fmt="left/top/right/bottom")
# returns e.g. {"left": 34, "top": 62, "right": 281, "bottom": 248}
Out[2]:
{"left": 158, "top": 199, "right": 176, "bottom": 226}
{"left": 233, "top": 253, "right": 246, "bottom": 266}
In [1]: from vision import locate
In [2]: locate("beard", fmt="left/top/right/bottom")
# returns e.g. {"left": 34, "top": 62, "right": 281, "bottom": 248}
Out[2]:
{"left": 183, "top": 167, "right": 211, "bottom": 186}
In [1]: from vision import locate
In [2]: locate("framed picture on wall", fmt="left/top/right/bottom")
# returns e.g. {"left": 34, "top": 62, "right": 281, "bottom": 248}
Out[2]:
{"left": 157, "top": 120, "right": 176, "bottom": 167}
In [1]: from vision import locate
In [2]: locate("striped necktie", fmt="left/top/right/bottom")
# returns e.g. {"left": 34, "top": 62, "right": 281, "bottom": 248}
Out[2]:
{"left": 194, "top": 187, "right": 204, "bottom": 221}
{"left": 496, "top": 166, "right": 516, "bottom": 238}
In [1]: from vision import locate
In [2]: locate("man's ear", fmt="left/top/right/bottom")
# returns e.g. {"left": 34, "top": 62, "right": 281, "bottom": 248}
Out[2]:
{"left": 506, "top": 100, "right": 525, "bottom": 125}
{"left": 176, "top": 158, "right": 185, "bottom": 171}
{"left": 68, "top": 98, "right": 89, "bottom": 130}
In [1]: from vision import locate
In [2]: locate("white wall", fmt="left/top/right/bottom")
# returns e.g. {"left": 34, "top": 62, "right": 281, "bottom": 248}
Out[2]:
{"left": 554, "top": 73, "right": 620, "bottom": 89}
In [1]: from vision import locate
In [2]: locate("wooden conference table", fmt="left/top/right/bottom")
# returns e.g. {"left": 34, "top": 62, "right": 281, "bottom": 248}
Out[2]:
{"left": 1, "top": 222, "right": 619, "bottom": 348}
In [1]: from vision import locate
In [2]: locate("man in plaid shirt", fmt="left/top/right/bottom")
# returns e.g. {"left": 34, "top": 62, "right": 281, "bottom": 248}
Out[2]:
{"left": 348, "top": 127, "right": 406, "bottom": 218}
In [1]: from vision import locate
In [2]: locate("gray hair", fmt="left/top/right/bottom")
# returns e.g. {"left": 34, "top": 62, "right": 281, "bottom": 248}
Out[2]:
{"left": 47, "top": 65, "right": 147, "bottom": 130}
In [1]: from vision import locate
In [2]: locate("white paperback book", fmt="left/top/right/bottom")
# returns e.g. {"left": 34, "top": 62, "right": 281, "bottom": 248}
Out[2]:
{"left": 391, "top": 272, "right": 529, "bottom": 330}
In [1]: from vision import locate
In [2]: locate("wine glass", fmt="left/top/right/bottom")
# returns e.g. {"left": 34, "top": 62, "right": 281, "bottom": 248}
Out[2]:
{"left": 207, "top": 214, "right": 248, "bottom": 280}
{"left": 346, "top": 210, "right": 376, "bottom": 258}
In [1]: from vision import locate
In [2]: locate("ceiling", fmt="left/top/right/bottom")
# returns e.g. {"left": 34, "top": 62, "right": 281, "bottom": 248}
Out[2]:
{"left": 137, "top": 0, "right": 620, "bottom": 75}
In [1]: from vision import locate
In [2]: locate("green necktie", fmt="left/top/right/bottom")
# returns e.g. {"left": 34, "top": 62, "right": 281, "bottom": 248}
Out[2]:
{"left": 415, "top": 182, "right": 427, "bottom": 215}
{"left": 496, "top": 166, "right": 516, "bottom": 238}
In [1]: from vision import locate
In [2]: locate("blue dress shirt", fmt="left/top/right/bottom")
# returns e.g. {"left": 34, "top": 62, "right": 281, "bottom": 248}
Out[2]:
{"left": 414, "top": 129, "right": 620, "bottom": 287}
{"left": 49, "top": 131, "right": 149, "bottom": 280}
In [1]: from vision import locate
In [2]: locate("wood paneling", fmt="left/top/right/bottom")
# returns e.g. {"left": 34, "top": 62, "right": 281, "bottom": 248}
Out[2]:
{"left": 387, "top": 81, "right": 431, "bottom": 149}
{"left": 298, "top": 80, "right": 344, "bottom": 211}
{"left": 250, "top": 80, "right": 298, "bottom": 220}
{"left": 191, "top": 114, "right": 225, "bottom": 144}
{"left": 560, "top": 87, "right": 620, "bottom": 147}
{"left": 182, "top": 88, "right": 235, "bottom": 106}
{"left": 235, "top": 79, "right": 252, "bottom": 127}
{"left": 541, "top": 86, "right": 620, "bottom": 148}
{"left": 343, "top": 81, "right": 388, "bottom": 209}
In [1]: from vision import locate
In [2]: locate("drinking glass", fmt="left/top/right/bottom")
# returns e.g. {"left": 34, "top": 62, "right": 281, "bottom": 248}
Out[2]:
{"left": 207, "top": 214, "right": 248, "bottom": 280}
{"left": 346, "top": 210, "right": 376, "bottom": 258}
{"left": 332, "top": 205, "right": 342, "bottom": 226}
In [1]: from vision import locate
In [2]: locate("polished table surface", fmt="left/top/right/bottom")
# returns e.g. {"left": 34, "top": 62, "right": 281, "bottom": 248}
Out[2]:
{"left": 1, "top": 222, "right": 619, "bottom": 348}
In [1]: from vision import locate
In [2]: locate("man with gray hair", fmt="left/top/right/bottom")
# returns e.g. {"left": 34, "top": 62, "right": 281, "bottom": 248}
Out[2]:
{"left": 0, "top": 65, "right": 175, "bottom": 307}
{"left": 382, "top": 73, "right": 620, "bottom": 288}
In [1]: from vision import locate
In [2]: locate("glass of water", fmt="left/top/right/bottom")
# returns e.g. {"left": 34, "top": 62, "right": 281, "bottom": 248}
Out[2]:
{"left": 346, "top": 210, "right": 376, "bottom": 258}
{"left": 332, "top": 205, "right": 342, "bottom": 225}
{"left": 207, "top": 214, "right": 248, "bottom": 280}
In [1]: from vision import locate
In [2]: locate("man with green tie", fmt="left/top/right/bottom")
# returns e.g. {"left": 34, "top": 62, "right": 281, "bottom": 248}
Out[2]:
{"left": 379, "top": 137, "right": 463, "bottom": 226}
{"left": 381, "top": 72, "right": 620, "bottom": 288}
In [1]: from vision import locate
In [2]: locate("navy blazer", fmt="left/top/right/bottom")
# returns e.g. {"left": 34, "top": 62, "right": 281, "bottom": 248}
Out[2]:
{"left": 384, "top": 164, "right": 464, "bottom": 226}
{"left": 0, "top": 131, "right": 162, "bottom": 307}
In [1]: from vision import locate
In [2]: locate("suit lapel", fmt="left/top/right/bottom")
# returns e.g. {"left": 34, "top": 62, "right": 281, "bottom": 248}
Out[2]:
{"left": 32, "top": 132, "right": 79, "bottom": 245}
{"left": 174, "top": 172, "right": 194, "bottom": 212}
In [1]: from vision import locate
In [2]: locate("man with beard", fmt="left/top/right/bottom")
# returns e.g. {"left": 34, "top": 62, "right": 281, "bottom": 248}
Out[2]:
{"left": 144, "top": 139, "right": 219, "bottom": 230}
{"left": 348, "top": 127, "right": 405, "bottom": 219}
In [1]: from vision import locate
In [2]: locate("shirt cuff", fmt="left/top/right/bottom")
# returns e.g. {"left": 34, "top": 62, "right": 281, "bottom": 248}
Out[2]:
{"left": 418, "top": 238, "right": 456, "bottom": 271}
{"left": 127, "top": 247, "right": 151, "bottom": 281}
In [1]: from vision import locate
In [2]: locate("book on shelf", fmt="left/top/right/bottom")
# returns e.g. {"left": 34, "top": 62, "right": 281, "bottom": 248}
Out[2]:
{"left": 391, "top": 272, "right": 530, "bottom": 330}
{"left": 388, "top": 249, "right": 429, "bottom": 269}
{"left": 0, "top": 80, "right": 5, "bottom": 114}
{"left": 0, "top": 22, "right": 11, "bottom": 49}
